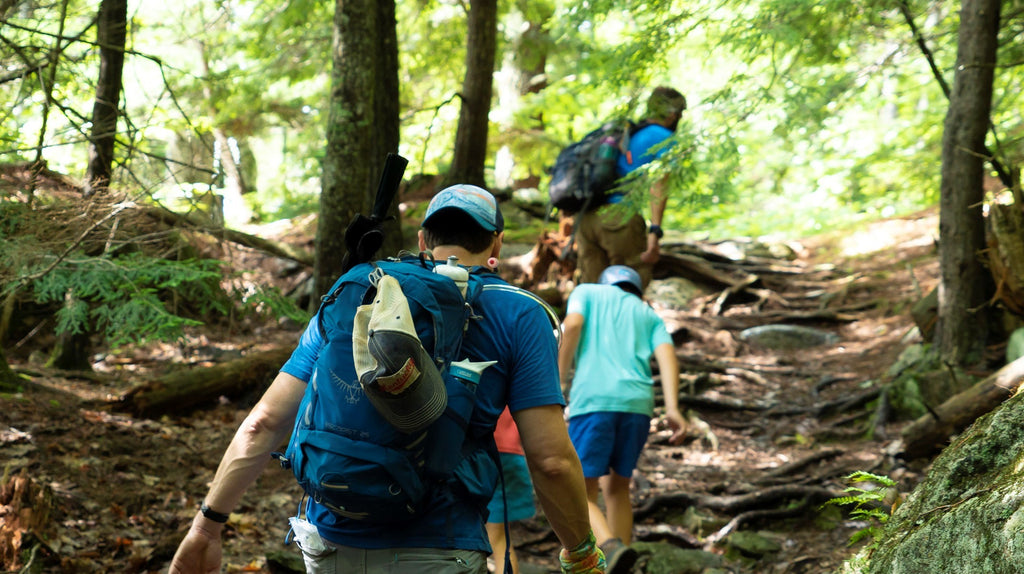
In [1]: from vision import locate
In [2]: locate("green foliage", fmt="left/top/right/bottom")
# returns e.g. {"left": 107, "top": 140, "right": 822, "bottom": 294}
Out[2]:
{"left": 6, "top": 0, "right": 1024, "bottom": 243}
{"left": 241, "top": 284, "right": 312, "bottom": 326}
{"left": 26, "top": 253, "right": 227, "bottom": 347}
{"left": 823, "top": 471, "right": 898, "bottom": 547}
{"left": 11, "top": 247, "right": 311, "bottom": 349}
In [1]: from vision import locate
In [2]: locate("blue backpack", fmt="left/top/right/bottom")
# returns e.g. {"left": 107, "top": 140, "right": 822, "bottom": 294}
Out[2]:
{"left": 275, "top": 255, "right": 549, "bottom": 524}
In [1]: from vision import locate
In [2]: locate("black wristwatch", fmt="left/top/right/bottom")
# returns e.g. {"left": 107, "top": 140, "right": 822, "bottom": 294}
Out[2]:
{"left": 648, "top": 224, "right": 664, "bottom": 239}
{"left": 200, "top": 502, "right": 231, "bottom": 523}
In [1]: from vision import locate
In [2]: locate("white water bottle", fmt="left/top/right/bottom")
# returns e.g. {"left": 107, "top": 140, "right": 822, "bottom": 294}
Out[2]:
{"left": 434, "top": 255, "right": 468, "bottom": 298}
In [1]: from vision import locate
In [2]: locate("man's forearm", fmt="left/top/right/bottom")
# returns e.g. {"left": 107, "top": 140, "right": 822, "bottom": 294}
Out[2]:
{"left": 529, "top": 451, "right": 592, "bottom": 549}
{"left": 649, "top": 175, "right": 669, "bottom": 227}
{"left": 199, "top": 372, "right": 305, "bottom": 515}
{"left": 515, "top": 405, "right": 593, "bottom": 549}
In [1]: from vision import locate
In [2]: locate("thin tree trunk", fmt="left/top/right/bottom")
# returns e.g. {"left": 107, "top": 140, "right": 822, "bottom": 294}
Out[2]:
{"left": 84, "top": 0, "right": 127, "bottom": 197}
{"left": 30, "top": 0, "right": 69, "bottom": 206}
{"left": 936, "top": 0, "right": 1001, "bottom": 371}
{"left": 446, "top": 0, "right": 498, "bottom": 189}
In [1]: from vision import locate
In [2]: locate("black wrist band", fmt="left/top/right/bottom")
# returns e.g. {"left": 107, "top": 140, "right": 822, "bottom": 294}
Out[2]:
{"left": 648, "top": 224, "right": 664, "bottom": 239}
{"left": 200, "top": 502, "right": 230, "bottom": 523}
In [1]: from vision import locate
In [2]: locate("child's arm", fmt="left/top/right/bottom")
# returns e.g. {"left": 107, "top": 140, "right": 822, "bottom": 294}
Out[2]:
{"left": 558, "top": 313, "right": 584, "bottom": 398}
{"left": 653, "top": 342, "right": 687, "bottom": 444}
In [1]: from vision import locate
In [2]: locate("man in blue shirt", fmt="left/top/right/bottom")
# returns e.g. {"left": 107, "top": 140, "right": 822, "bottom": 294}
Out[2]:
{"left": 576, "top": 86, "right": 688, "bottom": 288}
{"left": 169, "top": 185, "right": 604, "bottom": 574}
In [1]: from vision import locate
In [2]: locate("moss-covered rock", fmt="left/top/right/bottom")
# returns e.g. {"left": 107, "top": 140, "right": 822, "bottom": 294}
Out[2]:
{"left": 632, "top": 541, "right": 725, "bottom": 574}
{"left": 838, "top": 388, "right": 1024, "bottom": 573}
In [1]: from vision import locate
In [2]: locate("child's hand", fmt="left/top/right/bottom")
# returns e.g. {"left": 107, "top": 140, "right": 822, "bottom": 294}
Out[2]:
{"left": 663, "top": 408, "right": 688, "bottom": 445}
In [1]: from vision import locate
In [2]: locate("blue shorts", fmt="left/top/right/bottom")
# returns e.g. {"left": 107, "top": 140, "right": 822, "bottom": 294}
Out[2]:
{"left": 568, "top": 412, "right": 651, "bottom": 479}
{"left": 486, "top": 453, "right": 535, "bottom": 523}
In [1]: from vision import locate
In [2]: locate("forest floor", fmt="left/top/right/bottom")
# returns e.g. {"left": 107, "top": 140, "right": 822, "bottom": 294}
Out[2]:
{"left": 1, "top": 204, "right": 946, "bottom": 574}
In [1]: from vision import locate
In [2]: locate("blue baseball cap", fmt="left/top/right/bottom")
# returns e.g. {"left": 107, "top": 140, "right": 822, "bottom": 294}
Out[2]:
{"left": 599, "top": 265, "right": 643, "bottom": 293}
{"left": 422, "top": 184, "right": 504, "bottom": 233}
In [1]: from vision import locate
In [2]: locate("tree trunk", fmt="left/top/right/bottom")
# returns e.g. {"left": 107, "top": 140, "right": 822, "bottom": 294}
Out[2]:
{"left": 315, "top": 0, "right": 400, "bottom": 305}
{"left": 446, "top": 0, "right": 498, "bottom": 188}
{"left": 117, "top": 347, "right": 292, "bottom": 417}
{"left": 935, "top": 0, "right": 1000, "bottom": 370}
{"left": 985, "top": 180, "right": 1024, "bottom": 316}
{"left": 83, "top": 0, "right": 127, "bottom": 197}
{"left": 0, "top": 346, "right": 20, "bottom": 393}
{"left": 900, "top": 355, "right": 1024, "bottom": 461}
{"left": 46, "top": 330, "right": 93, "bottom": 372}
{"left": 46, "top": 290, "right": 93, "bottom": 372}
{"left": 375, "top": 0, "right": 403, "bottom": 258}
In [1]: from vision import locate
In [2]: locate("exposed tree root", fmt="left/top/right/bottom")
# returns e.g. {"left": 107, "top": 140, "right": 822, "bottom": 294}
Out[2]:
{"left": 633, "top": 485, "right": 839, "bottom": 521}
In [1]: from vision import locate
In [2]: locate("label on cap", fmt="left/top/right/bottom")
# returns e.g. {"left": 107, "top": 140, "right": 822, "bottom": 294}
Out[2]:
{"left": 376, "top": 358, "right": 420, "bottom": 394}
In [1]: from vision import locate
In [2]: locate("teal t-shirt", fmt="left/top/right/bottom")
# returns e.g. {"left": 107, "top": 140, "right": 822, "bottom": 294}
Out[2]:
{"left": 565, "top": 284, "right": 672, "bottom": 418}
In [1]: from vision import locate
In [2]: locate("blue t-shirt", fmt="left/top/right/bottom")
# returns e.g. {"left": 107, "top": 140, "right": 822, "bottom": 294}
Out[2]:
{"left": 280, "top": 272, "right": 563, "bottom": 552}
{"left": 565, "top": 284, "right": 672, "bottom": 418}
{"left": 616, "top": 123, "right": 674, "bottom": 177}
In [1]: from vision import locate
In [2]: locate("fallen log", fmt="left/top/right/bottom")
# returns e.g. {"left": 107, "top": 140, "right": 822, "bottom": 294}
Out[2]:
{"left": 140, "top": 205, "right": 313, "bottom": 267}
{"left": 900, "top": 356, "right": 1024, "bottom": 460}
{"left": 116, "top": 346, "right": 292, "bottom": 418}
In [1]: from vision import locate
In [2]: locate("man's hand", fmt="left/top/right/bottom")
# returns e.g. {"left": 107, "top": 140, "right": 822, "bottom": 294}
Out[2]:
{"left": 168, "top": 517, "right": 224, "bottom": 574}
{"left": 640, "top": 234, "right": 660, "bottom": 264}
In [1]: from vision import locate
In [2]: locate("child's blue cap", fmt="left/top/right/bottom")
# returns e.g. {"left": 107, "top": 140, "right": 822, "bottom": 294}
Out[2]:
{"left": 599, "top": 265, "right": 643, "bottom": 294}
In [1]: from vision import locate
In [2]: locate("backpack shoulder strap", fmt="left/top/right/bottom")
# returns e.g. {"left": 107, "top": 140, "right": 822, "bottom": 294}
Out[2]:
{"left": 480, "top": 283, "right": 562, "bottom": 348}
{"left": 621, "top": 119, "right": 657, "bottom": 166}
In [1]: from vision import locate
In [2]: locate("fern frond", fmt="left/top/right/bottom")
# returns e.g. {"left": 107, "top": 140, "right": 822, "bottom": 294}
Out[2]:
{"left": 845, "top": 471, "right": 896, "bottom": 487}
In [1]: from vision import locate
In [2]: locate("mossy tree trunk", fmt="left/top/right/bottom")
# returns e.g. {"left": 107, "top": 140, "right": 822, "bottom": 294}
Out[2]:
{"left": 935, "top": 0, "right": 1001, "bottom": 372}
{"left": 0, "top": 346, "right": 20, "bottom": 392}
{"left": 314, "top": 0, "right": 400, "bottom": 305}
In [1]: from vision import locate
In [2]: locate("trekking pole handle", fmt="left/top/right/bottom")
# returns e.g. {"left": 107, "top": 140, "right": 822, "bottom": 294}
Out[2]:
{"left": 371, "top": 153, "right": 409, "bottom": 222}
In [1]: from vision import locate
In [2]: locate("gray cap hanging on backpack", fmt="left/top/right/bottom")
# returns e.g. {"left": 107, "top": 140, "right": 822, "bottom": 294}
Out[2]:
{"left": 352, "top": 274, "right": 448, "bottom": 434}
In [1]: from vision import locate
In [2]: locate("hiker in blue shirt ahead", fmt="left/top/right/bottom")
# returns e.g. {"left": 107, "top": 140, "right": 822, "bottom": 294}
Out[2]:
{"left": 558, "top": 265, "right": 688, "bottom": 574}
{"left": 576, "top": 86, "right": 688, "bottom": 289}
{"left": 169, "top": 184, "right": 605, "bottom": 574}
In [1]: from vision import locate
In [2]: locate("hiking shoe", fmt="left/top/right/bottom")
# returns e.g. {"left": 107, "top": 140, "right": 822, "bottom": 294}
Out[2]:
{"left": 600, "top": 538, "right": 639, "bottom": 574}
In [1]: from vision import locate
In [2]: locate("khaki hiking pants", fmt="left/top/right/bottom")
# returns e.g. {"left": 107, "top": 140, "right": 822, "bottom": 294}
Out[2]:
{"left": 576, "top": 207, "right": 651, "bottom": 287}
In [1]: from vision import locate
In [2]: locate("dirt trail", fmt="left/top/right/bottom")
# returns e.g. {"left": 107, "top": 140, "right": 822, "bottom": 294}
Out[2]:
{"left": 0, "top": 210, "right": 940, "bottom": 573}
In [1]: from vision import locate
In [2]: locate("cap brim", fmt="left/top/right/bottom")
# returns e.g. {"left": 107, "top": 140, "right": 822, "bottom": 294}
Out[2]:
{"left": 360, "top": 330, "right": 447, "bottom": 434}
